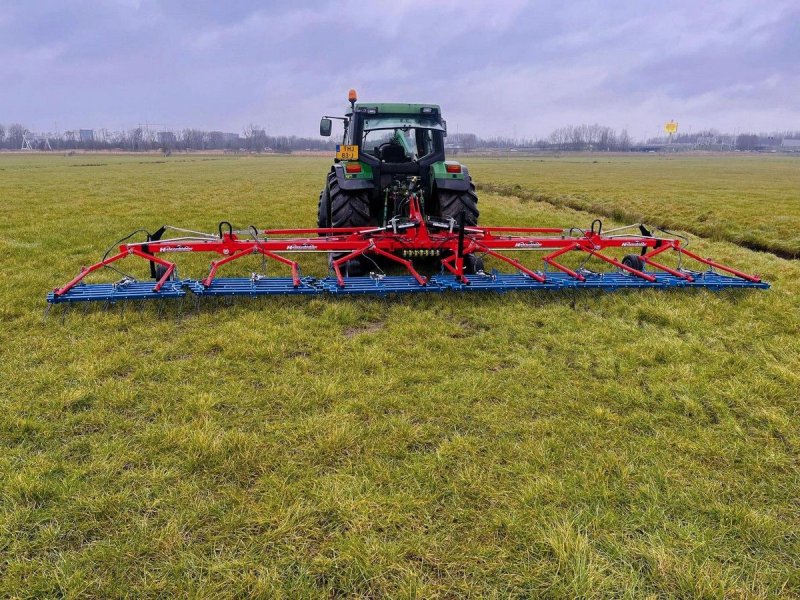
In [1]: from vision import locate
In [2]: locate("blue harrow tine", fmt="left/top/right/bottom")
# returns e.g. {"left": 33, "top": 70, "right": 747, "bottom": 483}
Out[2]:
{"left": 187, "top": 277, "right": 321, "bottom": 297}
{"left": 45, "top": 271, "right": 768, "bottom": 306}
{"left": 318, "top": 275, "right": 444, "bottom": 295}
{"left": 432, "top": 272, "right": 563, "bottom": 292}
{"left": 47, "top": 280, "right": 187, "bottom": 304}
{"left": 432, "top": 271, "right": 768, "bottom": 292}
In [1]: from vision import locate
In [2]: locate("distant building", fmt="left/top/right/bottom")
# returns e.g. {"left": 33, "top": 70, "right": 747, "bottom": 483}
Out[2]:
{"left": 781, "top": 139, "right": 800, "bottom": 151}
{"left": 79, "top": 129, "right": 94, "bottom": 143}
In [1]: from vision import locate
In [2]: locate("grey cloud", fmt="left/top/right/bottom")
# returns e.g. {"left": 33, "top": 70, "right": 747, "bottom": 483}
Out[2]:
{"left": 0, "top": 0, "right": 797, "bottom": 139}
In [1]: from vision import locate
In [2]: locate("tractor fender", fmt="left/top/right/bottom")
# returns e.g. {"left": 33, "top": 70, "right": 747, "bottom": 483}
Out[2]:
{"left": 333, "top": 164, "right": 374, "bottom": 191}
{"left": 433, "top": 166, "right": 472, "bottom": 192}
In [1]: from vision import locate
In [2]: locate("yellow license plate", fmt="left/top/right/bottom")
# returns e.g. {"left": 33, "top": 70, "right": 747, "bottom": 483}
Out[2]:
{"left": 336, "top": 144, "right": 359, "bottom": 161}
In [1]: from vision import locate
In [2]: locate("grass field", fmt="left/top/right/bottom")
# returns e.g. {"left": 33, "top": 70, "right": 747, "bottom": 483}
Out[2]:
{"left": 468, "top": 154, "right": 800, "bottom": 258}
{"left": 1, "top": 153, "right": 798, "bottom": 598}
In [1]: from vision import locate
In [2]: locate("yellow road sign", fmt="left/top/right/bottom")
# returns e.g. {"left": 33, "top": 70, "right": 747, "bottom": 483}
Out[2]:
{"left": 664, "top": 121, "right": 678, "bottom": 134}
{"left": 336, "top": 144, "right": 358, "bottom": 161}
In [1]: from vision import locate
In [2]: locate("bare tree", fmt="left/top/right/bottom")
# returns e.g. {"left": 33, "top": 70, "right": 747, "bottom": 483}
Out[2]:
{"left": 618, "top": 129, "right": 631, "bottom": 151}
{"left": 548, "top": 127, "right": 568, "bottom": 150}
{"left": 7, "top": 123, "right": 27, "bottom": 149}
{"left": 242, "top": 124, "right": 268, "bottom": 152}
{"left": 451, "top": 133, "right": 478, "bottom": 151}
{"left": 274, "top": 135, "right": 291, "bottom": 154}
{"left": 598, "top": 126, "right": 616, "bottom": 150}
{"left": 129, "top": 127, "right": 144, "bottom": 151}
{"left": 242, "top": 124, "right": 255, "bottom": 150}
{"left": 109, "top": 130, "right": 128, "bottom": 149}
{"left": 182, "top": 129, "right": 205, "bottom": 150}
{"left": 0, "top": 124, "right": 5, "bottom": 147}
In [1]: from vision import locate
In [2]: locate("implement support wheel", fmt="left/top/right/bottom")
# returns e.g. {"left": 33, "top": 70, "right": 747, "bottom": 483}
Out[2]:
{"left": 622, "top": 254, "right": 645, "bottom": 272}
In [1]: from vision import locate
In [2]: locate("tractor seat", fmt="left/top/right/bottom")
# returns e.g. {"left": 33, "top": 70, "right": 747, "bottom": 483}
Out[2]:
{"left": 380, "top": 143, "right": 409, "bottom": 163}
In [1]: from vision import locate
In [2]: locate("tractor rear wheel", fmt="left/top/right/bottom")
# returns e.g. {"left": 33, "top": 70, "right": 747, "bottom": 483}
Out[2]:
{"left": 327, "top": 175, "right": 370, "bottom": 275}
{"left": 317, "top": 186, "right": 330, "bottom": 231}
{"left": 437, "top": 181, "right": 479, "bottom": 226}
{"left": 330, "top": 178, "right": 370, "bottom": 228}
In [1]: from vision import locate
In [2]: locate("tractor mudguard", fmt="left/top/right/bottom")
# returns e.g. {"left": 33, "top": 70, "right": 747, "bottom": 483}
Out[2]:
{"left": 434, "top": 166, "right": 472, "bottom": 192}
{"left": 333, "top": 163, "right": 374, "bottom": 191}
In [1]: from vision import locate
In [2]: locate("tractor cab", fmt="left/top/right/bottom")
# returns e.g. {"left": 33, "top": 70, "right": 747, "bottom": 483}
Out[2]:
{"left": 352, "top": 109, "right": 446, "bottom": 167}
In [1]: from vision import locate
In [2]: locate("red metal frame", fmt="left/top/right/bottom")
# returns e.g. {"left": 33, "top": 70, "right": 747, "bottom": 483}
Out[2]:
{"left": 52, "top": 196, "right": 762, "bottom": 297}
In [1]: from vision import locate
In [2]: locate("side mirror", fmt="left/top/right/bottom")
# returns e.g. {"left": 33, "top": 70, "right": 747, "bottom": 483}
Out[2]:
{"left": 320, "top": 118, "right": 332, "bottom": 137}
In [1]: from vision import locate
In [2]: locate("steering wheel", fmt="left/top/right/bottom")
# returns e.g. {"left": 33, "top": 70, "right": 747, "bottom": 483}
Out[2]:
{"left": 377, "top": 141, "right": 406, "bottom": 160}
{"left": 377, "top": 142, "right": 399, "bottom": 151}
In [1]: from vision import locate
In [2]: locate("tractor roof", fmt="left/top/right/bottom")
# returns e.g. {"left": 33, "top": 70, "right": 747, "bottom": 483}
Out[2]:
{"left": 352, "top": 103, "right": 441, "bottom": 115}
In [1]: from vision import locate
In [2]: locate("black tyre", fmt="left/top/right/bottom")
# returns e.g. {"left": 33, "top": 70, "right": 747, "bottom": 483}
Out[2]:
{"left": 464, "top": 254, "right": 485, "bottom": 274}
{"left": 328, "top": 252, "right": 365, "bottom": 277}
{"left": 330, "top": 177, "right": 370, "bottom": 228}
{"left": 327, "top": 174, "right": 371, "bottom": 274}
{"left": 153, "top": 264, "right": 175, "bottom": 281}
{"left": 621, "top": 254, "right": 645, "bottom": 271}
{"left": 437, "top": 180, "right": 479, "bottom": 226}
{"left": 317, "top": 186, "right": 330, "bottom": 231}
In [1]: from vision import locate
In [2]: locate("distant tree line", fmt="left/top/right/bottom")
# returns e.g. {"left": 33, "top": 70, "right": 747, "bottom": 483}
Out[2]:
{"left": 445, "top": 125, "right": 631, "bottom": 151}
{"left": 2, "top": 121, "right": 799, "bottom": 153}
{"left": 452, "top": 126, "right": 800, "bottom": 152}
{"left": 542, "top": 124, "right": 632, "bottom": 151}
{"left": 0, "top": 122, "right": 336, "bottom": 153}
{"left": 644, "top": 129, "right": 800, "bottom": 150}
{"left": 446, "top": 126, "right": 631, "bottom": 152}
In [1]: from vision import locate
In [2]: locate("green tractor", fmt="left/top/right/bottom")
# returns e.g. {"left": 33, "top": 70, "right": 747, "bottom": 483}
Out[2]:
{"left": 318, "top": 89, "right": 479, "bottom": 238}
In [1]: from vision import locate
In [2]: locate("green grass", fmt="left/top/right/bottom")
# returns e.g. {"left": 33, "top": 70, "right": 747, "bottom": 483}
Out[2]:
{"left": 1, "top": 154, "right": 799, "bottom": 597}
{"left": 467, "top": 154, "right": 800, "bottom": 258}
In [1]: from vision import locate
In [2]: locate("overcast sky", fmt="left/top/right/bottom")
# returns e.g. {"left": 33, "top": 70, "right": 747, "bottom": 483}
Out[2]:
{"left": 1, "top": 0, "right": 798, "bottom": 140}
